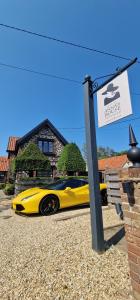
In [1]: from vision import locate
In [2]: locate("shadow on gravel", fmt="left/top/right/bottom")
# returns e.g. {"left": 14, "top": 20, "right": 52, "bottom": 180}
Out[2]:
{"left": 0, "top": 205, "right": 12, "bottom": 212}
{"left": 15, "top": 204, "right": 109, "bottom": 218}
{"left": 15, "top": 204, "right": 90, "bottom": 218}
{"left": 105, "top": 226, "right": 126, "bottom": 250}
{"left": 15, "top": 212, "right": 40, "bottom": 218}
{"left": 0, "top": 215, "right": 13, "bottom": 219}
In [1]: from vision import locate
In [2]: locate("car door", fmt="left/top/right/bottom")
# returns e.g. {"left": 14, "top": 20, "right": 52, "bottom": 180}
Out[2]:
{"left": 61, "top": 179, "right": 89, "bottom": 208}
{"left": 70, "top": 184, "right": 89, "bottom": 206}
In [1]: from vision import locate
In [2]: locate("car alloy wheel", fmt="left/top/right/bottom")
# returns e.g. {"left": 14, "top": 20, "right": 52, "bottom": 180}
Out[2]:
{"left": 40, "top": 196, "right": 59, "bottom": 216}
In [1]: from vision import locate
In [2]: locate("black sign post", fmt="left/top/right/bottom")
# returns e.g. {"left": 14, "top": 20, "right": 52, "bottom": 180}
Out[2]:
{"left": 84, "top": 75, "right": 104, "bottom": 253}
{"left": 83, "top": 58, "right": 137, "bottom": 253}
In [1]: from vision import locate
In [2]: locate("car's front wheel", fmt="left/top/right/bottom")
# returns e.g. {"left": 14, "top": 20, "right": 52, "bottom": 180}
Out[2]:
{"left": 39, "top": 195, "right": 59, "bottom": 216}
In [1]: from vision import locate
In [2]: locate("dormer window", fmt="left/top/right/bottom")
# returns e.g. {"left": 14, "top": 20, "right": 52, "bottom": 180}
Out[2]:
{"left": 38, "top": 139, "right": 54, "bottom": 154}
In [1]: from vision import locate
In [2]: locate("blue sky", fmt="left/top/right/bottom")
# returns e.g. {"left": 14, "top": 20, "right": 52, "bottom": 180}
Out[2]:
{"left": 0, "top": 0, "right": 140, "bottom": 155}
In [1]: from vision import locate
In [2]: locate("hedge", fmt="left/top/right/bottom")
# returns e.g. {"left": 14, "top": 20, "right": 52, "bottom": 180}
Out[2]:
{"left": 4, "top": 183, "right": 15, "bottom": 195}
{"left": 14, "top": 143, "right": 51, "bottom": 172}
{"left": 57, "top": 143, "right": 86, "bottom": 173}
{"left": 0, "top": 183, "right": 6, "bottom": 190}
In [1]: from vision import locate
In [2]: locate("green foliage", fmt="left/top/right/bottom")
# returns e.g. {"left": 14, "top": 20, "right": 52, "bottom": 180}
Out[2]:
{"left": 82, "top": 143, "right": 88, "bottom": 162}
{"left": 82, "top": 143, "right": 127, "bottom": 160}
{"left": 97, "top": 146, "right": 116, "bottom": 159}
{"left": 10, "top": 158, "right": 16, "bottom": 173}
{"left": 0, "top": 183, "right": 6, "bottom": 189}
{"left": 4, "top": 183, "right": 15, "bottom": 195}
{"left": 115, "top": 150, "right": 127, "bottom": 156}
{"left": 18, "top": 176, "right": 52, "bottom": 181}
{"left": 14, "top": 143, "right": 51, "bottom": 172}
{"left": 8, "top": 159, "right": 16, "bottom": 182}
{"left": 57, "top": 143, "right": 86, "bottom": 174}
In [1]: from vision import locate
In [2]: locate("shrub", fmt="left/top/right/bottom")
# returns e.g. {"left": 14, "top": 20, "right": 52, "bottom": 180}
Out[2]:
{"left": 4, "top": 183, "right": 15, "bottom": 195}
{"left": 16, "top": 176, "right": 52, "bottom": 181}
{"left": 0, "top": 183, "right": 6, "bottom": 190}
{"left": 14, "top": 143, "right": 51, "bottom": 173}
{"left": 57, "top": 143, "right": 86, "bottom": 175}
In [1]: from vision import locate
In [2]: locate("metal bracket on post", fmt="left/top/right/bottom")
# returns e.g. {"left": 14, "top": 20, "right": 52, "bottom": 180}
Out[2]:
{"left": 92, "top": 57, "right": 137, "bottom": 95}
{"left": 83, "top": 75, "right": 104, "bottom": 253}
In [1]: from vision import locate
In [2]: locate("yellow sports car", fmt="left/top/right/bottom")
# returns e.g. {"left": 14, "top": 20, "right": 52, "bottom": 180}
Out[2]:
{"left": 12, "top": 178, "right": 107, "bottom": 215}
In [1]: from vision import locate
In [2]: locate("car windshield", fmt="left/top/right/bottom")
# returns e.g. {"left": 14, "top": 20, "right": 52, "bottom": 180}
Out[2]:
{"left": 42, "top": 179, "right": 88, "bottom": 190}
{"left": 45, "top": 180, "right": 69, "bottom": 190}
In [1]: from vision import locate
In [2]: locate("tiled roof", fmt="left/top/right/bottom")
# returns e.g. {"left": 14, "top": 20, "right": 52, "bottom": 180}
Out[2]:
{"left": 0, "top": 157, "right": 9, "bottom": 172}
{"left": 7, "top": 136, "right": 20, "bottom": 152}
{"left": 98, "top": 154, "right": 128, "bottom": 171}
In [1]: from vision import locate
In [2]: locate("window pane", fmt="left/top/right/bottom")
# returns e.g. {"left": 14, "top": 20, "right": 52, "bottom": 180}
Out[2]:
{"left": 48, "top": 142, "right": 53, "bottom": 152}
{"left": 44, "top": 141, "right": 48, "bottom": 153}
{"left": 38, "top": 140, "right": 43, "bottom": 151}
{"left": 67, "top": 179, "right": 88, "bottom": 189}
{"left": 38, "top": 140, "right": 53, "bottom": 153}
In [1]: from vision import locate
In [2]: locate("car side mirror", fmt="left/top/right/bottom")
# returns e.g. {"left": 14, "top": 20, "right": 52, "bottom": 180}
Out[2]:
{"left": 65, "top": 187, "right": 71, "bottom": 192}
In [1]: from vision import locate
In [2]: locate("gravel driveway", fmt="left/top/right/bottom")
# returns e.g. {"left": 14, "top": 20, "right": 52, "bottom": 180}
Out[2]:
{"left": 0, "top": 204, "right": 133, "bottom": 300}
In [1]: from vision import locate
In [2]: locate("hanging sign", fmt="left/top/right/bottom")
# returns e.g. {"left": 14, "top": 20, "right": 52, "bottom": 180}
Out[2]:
{"left": 97, "top": 71, "right": 132, "bottom": 127}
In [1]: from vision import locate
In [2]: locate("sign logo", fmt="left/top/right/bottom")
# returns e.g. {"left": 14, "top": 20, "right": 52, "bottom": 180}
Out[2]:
{"left": 97, "top": 71, "right": 132, "bottom": 127}
{"left": 102, "top": 83, "right": 120, "bottom": 106}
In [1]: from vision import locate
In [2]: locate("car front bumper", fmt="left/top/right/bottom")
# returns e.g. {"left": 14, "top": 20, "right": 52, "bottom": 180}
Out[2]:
{"left": 12, "top": 200, "right": 39, "bottom": 214}
{"left": 13, "top": 203, "right": 25, "bottom": 212}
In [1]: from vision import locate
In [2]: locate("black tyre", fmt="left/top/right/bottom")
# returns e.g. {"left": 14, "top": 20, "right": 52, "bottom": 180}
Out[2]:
{"left": 39, "top": 195, "right": 59, "bottom": 216}
{"left": 101, "top": 189, "right": 108, "bottom": 206}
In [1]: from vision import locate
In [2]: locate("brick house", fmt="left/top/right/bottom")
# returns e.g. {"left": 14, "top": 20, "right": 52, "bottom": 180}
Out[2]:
{"left": 0, "top": 157, "right": 9, "bottom": 183}
{"left": 98, "top": 154, "right": 132, "bottom": 181}
{"left": 6, "top": 119, "right": 68, "bottom": 178}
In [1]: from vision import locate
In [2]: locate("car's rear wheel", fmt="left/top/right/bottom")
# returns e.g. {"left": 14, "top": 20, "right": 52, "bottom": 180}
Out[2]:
{"left": 39, "top": 195, "right": 59, "bottom": 216}
{"left": 101, "top": 189, "right": 108, "bottom": 206}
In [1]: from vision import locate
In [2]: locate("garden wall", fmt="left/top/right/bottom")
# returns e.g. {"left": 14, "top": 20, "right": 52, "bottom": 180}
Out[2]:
{"left": 15, "top": 178, "right": 54, "bottom": 194}
{"left": 119, "top": 168, "right": 140, "bottom": 300}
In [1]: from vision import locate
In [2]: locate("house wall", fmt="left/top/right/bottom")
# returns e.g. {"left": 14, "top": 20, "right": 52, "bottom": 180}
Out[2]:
{"left": 0, "top": 172, "right": 7, "bottom": 183}
{"left": 17, "top": 126, "right": 65, "bottom": 170}
{"left": 123, "top": 161, "right": 133, "bottom": 168}
{"left": 8, "top": 152, "right": 16, "bottom": 161}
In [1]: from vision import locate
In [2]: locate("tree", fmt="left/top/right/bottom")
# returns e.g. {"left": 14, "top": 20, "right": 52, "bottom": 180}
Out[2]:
{"left": 14, "top": 143, "right": 51, "bottom": 176}
{"left": 82, "top": 143, "right": 88, "bottom": 163}
{"left": 57, "top": 143, "right": 86, "bottom": 175}
{"left": 115, "top": 150, "right": 127, "bottom": 156}
{"left": 97, "top": 146, "right": 116, "bottom": 159}
{"left": 82, "top": 143, "right": 116, "bottom": 161}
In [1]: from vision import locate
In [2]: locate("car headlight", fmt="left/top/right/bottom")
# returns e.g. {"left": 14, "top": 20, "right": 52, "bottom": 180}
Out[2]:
{"left": 21, "top": 192, "right": 40, "bottom": 201}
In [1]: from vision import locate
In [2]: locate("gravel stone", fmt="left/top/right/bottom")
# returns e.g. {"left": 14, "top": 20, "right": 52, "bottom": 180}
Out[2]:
{"left": 0, "top": 206, "right": 133, "bottom": 300}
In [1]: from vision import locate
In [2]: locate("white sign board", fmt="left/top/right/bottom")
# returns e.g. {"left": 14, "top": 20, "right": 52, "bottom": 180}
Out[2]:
{"left": 97, "top": 71, "right": 132, "bottom": 127}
